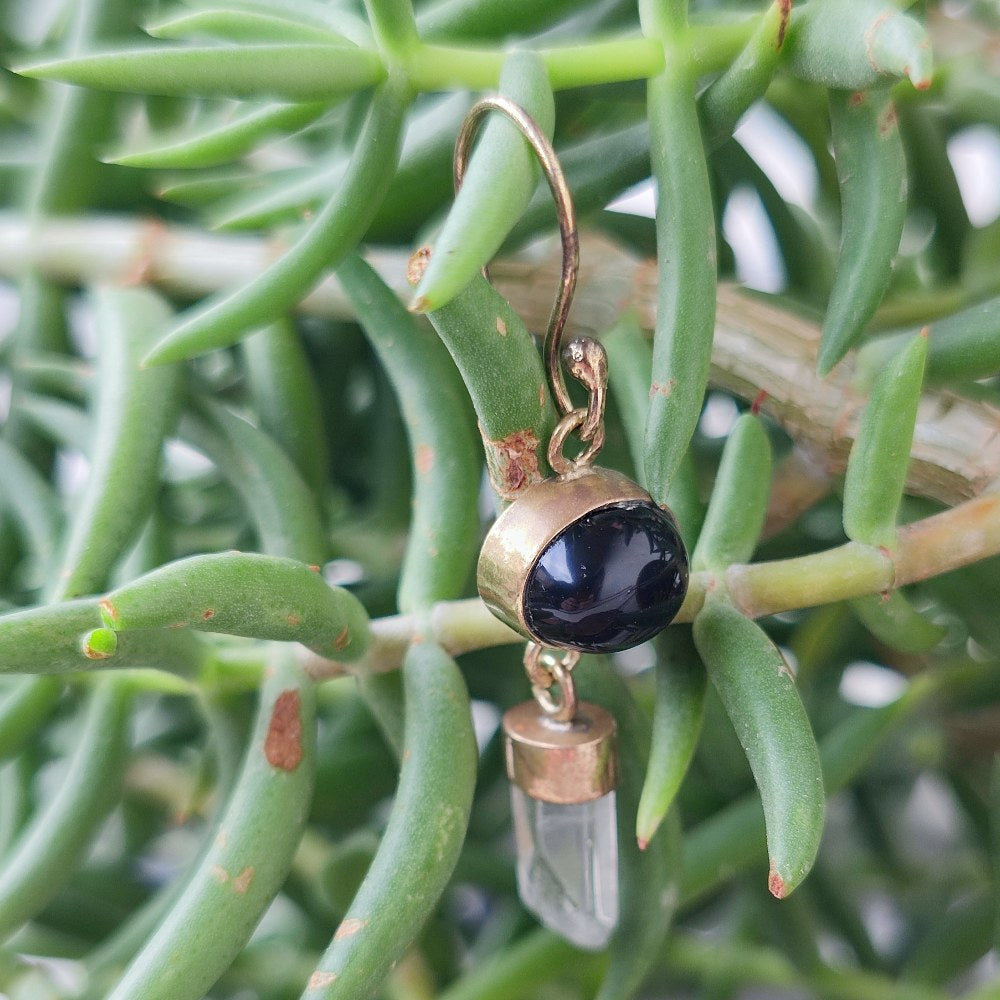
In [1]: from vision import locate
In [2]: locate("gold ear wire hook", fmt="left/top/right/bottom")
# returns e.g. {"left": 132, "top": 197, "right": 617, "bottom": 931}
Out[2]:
{"left": 453, "top": 96, "right": 579, "bottom": 421}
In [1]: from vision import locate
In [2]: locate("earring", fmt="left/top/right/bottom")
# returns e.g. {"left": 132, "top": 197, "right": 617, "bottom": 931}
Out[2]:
{"left": 457, "top": 98, "right": 689, "bottom": 949}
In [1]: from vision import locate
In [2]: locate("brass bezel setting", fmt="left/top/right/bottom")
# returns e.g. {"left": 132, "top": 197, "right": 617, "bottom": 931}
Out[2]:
{"left": 503, "top": 699, "right": 617, "bottom": 804}
{"left": 477, "top": 466, "right": 653, "bottom": 642}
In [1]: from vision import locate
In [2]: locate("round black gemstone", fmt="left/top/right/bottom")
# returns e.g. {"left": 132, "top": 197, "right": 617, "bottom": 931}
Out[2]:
{"left": 522, "top": 501, "right": 688, "bottom": 653}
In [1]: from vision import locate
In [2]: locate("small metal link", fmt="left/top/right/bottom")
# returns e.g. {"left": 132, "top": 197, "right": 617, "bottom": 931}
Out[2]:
{"left": 548, "top": 409, "right": 606, "bottom": 476}
{"left": 524, "top": 643, "right": 580, "bottom": 724}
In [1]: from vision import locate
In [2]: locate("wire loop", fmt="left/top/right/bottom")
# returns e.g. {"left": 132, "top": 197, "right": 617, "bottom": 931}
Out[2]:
{"left": 454, "top": 96, "right": 579, "bottom": 421}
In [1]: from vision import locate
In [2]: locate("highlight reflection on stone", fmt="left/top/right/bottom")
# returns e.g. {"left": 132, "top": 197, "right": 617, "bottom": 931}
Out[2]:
{"left": 523, "top": 501, "right": 688, "bottom": 653}
{"left": 510, "top": 785, "right": 619, "bottom": 950}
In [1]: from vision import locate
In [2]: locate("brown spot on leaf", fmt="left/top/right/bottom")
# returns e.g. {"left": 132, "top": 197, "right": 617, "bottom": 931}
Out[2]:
{"left": 265, "top": 690, "right": 303, "bottom": 771}
{"left": 496, "top": 316, "right": 507, "bottom": 336}
{"left": 751, "top": 389, "right": 769, "bottom": 415}
{"left": 211, "top": 865, "right": 229, "bottom": 884}
{"left": 286, "top": 613, "right": 302, "bottom": 627}
{"left": 308, "top": 564, "right": 321, "bottom": 573}
{"left": 776, "top": 0, "right": 791, "bottom": 47}
{"left": 416, "top": 443, "right": 435, "bottom": 476}
{"left": 334, "top": 627, "right": 350, "bottom": 651}
{"left": 878, "top": 101, "right": 899, "bottom": 136}
{"left": 481, "top": 427, "right": 543, "bottom": 500}
{"left": 768, "top": 863, "right": 787, "bottom": 899}
{"left": 308, "top": 971, "right": 337, "bottom": 990}
{"left": 650, "top": 379, "right": 676, "bottom": 398}
{"left": 202, "top": 609, "right": 216, "bottom": 621}
{"left": 407, "top": 246, "right": 432, "bottom": 287}
{"left": 233, "top": 866, "right": 255, "bottom": 894}
{"left": 539, "top": 382, "right": 547, "bottom": 409}
{"left": 848, "top": 90, "right": 866, "bottom": 108}
{"left": 216, "top": 829, "right": 229, "bottom": 849}
{"left": 83, "top": 642, "right": 113, "bottom": 661}
{"left": 99, "top": 598, "right": 118, "bottom": 626}
{"left": 335, "top": 917, "right": 368, "bottom": 939}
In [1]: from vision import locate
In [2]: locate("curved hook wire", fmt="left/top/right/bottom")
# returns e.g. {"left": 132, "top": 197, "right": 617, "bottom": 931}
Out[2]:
{"left": 453, "top": 96, "right": 579, "bottom": 420}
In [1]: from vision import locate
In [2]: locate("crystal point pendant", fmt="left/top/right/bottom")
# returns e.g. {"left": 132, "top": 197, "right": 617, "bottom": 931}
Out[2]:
{"left": 504, "top": 699, "right": 619, "bottom": 950}
{"left": 511, "top": 787, "right": 619, "bottom": 950}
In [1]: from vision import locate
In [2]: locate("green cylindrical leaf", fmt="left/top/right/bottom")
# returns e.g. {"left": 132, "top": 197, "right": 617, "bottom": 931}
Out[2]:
{"left": 856, "top": 294, "right": 1000, "bottom": 387}
{"left": 693, "top": 413, "right": 772, "bottom": 573}
{"left": 583, "top": 312, "right": 706, "bottom": 543}
{"left": 147, "top": 8, "right": 353, "bottom": 44}
{"left": 0, "top": 599, "right": 204, "bottom": 675}
{"left": 53, "top": 286, "right": 183, "bottom": 601}
{"left": 412, "top": 50, "right": 555, "bottom": 312}
{"left": 848, "top": 591, "right": 946, "bottom": 653}
{"left": 16, "top": 44, "right": 387, "bottom": 101}
{"left": 699, "top": 0, "right": 789, "bottom": 150}
{"left": 106, "top": 100, "right": 329, "bottom": 169}
{"left": 0, "top": 439, "right": 62, "bottom": 580}
{"left": 240, "top": 319, "right": 329, "bottom": 500}
{"left": 301, "top": 638, "right": 477, "bottom": 1000}
{"left": 643, "top": 46, "right": 717, "bottom": 499}
{"left": 818, "top": 87, "right": 908, "bottom": 375}
{"left": 898, "top": 102, "right": 970, "bottom": 279}
{"left": 337, "top": 253, "right": 481, "bottom": 612}
{"left": 363, "top": 0, "right": 419, "bottom": 55}
{"left": 101, "top": 552, "right": 370, "bottom": 661}
{"left": 637, "top": 627, "right": 707, "bottom": 848}
{"left": 183, "top": 402, "right": 329, "bottom": 565}
{"left": 843, "top": 331, "right": 927, "bottom": 550}
{"left": 424, "top": 274, "right": 556, "bottom": 501}
{"left": 143, "top": 77, "right": 407, "bottom": 364}
{"left": 0, "top": 676, "right": 62, "bottom": 761}
{"left": 0, "top": 678, "right": 132, "bottom": 941}
{"left": 784, "top": 0, "right": 933, "bottom": 90}
{"left": 692, "top": 593, "right": 824, "bottom": 899}
{"left": 106, "top": 654, "right": 315, "bottom": 1000}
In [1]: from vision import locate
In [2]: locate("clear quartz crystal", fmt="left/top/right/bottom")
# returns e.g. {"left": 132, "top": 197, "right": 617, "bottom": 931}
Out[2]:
{"left": 510, "top": 785, "right": 619, "bottom": 950}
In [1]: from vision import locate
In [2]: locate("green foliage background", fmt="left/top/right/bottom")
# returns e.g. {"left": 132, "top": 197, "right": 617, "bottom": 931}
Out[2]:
{"left": 1, "top": 0, "right": 1000, "bottom": 998}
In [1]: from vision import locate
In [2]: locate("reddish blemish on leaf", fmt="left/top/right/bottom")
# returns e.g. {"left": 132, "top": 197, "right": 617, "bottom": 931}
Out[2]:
{"left": 99, "top": 598, "right": 119, "bottom": 627}
{"left": 849, "top": 90, "right": 866, "bottom": 108}
{"left": 482, "top": 426, "right": 543, "bottom": 500}
{"left": 286, "top": 613, "right": 302, "bottom": 627}
{"left": 211, "top": 865, "right": 229, "bottom": 884}
{"left": 768, "top": 863, "right": 787, "bottom": 898}
{"left": 308, "top": 564, "right": 321, "bottom": 573}
{"left": 233, "top": 866, "right": 255, "bottom": 894}
{"left": 416, "top": 443, "right": 435, "bottom": 476}
{"left": 637, "top": 836, "right": 649, "bottom": 851}
{"left": 334, "top": 627, "right": 350, "bottom": 651}
{"left": 650, "top": 379, "right": 676, "bottom": 398}
{"left": 308, "top": 971, "right": 337, "bottom": 989}
{"left": 334, "top": 917, "right": 368, "bottom": 939}
{"left": 82, "top": 642, "right": 113, "bottom": 661}
{"left": 751, "top": 389, "right": 769, "bottom": 415}
{"left": 264, "top": 690, "right": 303, "bottom": 771}
{"left": 202, "top": 609, "right": 216, "bottom": 621}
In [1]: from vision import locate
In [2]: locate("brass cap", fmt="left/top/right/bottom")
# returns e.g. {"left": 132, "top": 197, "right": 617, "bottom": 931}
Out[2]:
{"left": 477, "top": 467, "right": 651, "bottom": 640}
{"left": 503, "top": 700, "right": 617, "bottom": 804}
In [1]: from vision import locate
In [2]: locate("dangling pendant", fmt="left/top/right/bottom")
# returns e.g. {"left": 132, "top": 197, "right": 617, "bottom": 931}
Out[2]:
{"left": 455, "top": 96, "right": 689, "bottom": 948}
{"left": 504, "top": 645, "right": 619, "bottom": 950}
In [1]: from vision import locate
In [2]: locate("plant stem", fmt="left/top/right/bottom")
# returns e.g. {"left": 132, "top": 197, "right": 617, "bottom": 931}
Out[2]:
{"left": 2, "top": 216, "right": 998, "bottom": 508}
{"left": 302, "top": 491, "right": 1000, "bottom": 678}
